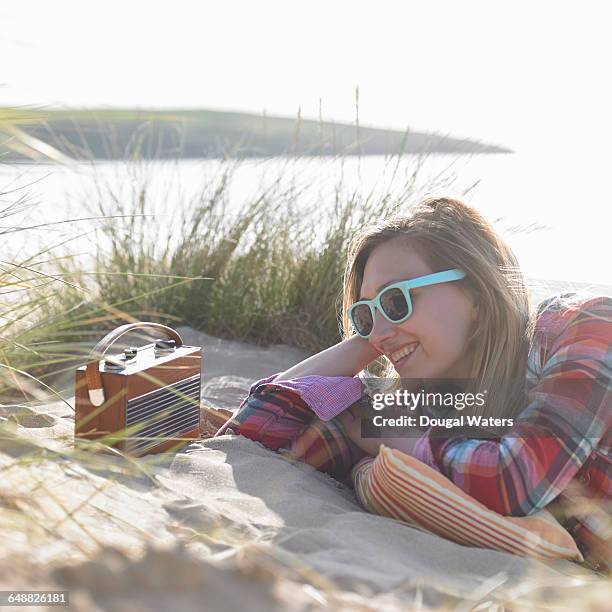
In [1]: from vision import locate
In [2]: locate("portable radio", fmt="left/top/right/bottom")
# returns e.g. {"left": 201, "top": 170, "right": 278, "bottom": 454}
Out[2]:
{"left": 74, "top": 322, "right": 202, "bottom": 456}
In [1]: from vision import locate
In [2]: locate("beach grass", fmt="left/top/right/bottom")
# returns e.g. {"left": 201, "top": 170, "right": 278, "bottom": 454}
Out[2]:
{"left": 1, "top": 100, "right": 475, "bottom": 399}
{"left": 2, "top": 139, "right": 465, "bottom": 400}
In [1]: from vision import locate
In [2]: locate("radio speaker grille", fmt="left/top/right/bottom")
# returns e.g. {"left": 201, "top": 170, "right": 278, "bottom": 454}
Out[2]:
{"left": 125, "top": 374, "right": 200, "bottom": 454}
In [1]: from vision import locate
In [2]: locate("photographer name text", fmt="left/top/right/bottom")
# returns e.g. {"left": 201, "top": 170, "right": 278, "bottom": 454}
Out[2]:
{"left": 372, "top": 414, "right": 514, "bottom": 428}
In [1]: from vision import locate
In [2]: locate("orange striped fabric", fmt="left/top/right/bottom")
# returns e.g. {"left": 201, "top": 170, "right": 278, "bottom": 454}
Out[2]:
{"left": 351, "top": 445, "right": 583, "bottom": 561}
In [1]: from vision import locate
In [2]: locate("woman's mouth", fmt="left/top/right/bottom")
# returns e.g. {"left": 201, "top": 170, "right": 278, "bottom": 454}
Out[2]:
{"left": 389, "top": 342, "right": 419, "bottom": 365}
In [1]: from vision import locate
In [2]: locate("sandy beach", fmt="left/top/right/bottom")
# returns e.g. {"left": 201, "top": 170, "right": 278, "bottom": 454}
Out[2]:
{"left": 1, "top": 323, "right": 609, "bottom": 611}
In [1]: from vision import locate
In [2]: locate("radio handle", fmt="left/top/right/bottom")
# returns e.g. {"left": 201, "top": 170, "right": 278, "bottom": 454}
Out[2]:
{"left": 85, "top": 322, "right": 183, "bottom": 406}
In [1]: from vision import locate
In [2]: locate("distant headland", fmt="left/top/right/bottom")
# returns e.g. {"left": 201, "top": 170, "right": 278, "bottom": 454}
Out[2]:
{"left": 0, "top": 107, "right": 512, "bottom": 161}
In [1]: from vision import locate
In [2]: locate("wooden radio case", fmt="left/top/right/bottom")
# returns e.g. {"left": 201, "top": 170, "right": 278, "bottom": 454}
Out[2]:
{"left": 75, "top": 322, "right": 202, "bottom": 456}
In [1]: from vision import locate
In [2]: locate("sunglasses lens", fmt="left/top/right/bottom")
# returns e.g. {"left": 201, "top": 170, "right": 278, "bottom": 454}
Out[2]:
{"left": 351, "top": 304, "right": 374, "bottom": 336}
{"left": 380, "top": 288, "right": 410, "bottom": 321}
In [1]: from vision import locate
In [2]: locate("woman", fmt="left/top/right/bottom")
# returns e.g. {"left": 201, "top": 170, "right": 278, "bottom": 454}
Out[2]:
{"left": 215, "top": 197, "right": 611, "bottom": 572}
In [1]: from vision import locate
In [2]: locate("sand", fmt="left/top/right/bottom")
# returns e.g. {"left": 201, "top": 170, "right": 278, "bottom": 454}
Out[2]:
{"left": 0, "top": 327, "right": 608, "bottom": 611}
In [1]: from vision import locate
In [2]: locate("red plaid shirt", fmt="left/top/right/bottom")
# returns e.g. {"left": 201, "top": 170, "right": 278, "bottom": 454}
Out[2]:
{"left": 415, "top": 293, "right": 611, "bottom": 572}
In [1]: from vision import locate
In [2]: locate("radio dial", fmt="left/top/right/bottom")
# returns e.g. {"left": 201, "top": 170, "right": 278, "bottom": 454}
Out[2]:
{"left": 155, "top": 339, "right": 176, "bottom": 352}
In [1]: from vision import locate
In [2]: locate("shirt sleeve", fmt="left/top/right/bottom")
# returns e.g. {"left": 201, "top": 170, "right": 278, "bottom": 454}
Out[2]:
{"left": 245, "top": 373, "right": 364, "bottom": 421}
{"left": 412, "top": 295, "right": 612, "bottom": 517}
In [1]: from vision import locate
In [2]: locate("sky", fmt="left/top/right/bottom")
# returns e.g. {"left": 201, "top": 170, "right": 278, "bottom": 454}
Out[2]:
{"left": 2, "top": 0, "right": 612, "bottom": 154}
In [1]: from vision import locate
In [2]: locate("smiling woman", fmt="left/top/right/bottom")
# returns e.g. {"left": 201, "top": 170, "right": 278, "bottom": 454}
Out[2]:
{"left": 339, "top": 198, "right": 532, "bottom": 418}
{"left": 215, "top": 197, "right": 611, "bottom": 572}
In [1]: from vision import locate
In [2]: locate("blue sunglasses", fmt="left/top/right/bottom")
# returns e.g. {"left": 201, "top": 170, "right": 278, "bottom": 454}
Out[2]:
{"left": 348, "top": 269, "right": 467, "bottom": 338}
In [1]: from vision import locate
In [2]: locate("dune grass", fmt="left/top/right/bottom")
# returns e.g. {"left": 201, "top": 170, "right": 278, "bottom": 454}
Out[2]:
{"left": 2, "top": 146, "right": 466, "bottom": 401}
{"left": 1, "top": 100, "right": 463, "bottom": 399}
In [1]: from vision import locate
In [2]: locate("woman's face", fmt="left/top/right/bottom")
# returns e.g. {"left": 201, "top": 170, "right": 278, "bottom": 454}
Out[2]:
{"left": 359, "top": 238, "right": 478, "bottom": 379}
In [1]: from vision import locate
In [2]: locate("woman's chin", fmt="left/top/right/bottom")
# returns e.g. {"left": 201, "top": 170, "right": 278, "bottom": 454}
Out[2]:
{"left": 395, "top": 361, "right": 423, "bottom": 379}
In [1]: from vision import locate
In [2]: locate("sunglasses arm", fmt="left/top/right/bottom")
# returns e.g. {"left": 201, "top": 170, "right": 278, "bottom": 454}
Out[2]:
{"left": 405, "top": 269, "right": 466, "bottom": 290}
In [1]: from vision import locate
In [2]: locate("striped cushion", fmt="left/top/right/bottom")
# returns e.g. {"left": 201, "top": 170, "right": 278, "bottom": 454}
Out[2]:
{"left": 351, "top": 445, "right": 583, "bottom": 562}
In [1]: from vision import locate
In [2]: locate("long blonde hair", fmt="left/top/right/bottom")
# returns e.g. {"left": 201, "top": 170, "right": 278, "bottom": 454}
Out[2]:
{"left": 341, "top": 197, "right": 536, "bottom": 419}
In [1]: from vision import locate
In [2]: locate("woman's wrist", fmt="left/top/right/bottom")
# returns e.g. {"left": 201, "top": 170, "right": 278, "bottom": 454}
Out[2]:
{"left": 347, "top": 335, "right": 383, "bottom": 372}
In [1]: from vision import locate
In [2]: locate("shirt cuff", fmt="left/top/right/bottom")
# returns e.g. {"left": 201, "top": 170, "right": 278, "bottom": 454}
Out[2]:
{"left": 248, "top": 373, "right": 363, "bottom": 421}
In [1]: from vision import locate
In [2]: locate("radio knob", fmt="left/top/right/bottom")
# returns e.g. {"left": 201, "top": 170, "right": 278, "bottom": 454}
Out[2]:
{"left": 155, "top": 339, "right": 176, "bottom": 352}
{"left": 124, "top": 347, "right": 138, "bottom": 360}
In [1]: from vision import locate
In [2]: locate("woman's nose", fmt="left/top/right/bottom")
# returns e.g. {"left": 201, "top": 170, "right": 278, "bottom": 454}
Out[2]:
{"left": 368, "top": 308, "right": 397, "bottom": 345}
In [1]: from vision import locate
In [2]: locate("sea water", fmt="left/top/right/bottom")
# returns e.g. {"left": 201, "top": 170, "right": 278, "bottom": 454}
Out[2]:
{"left": 1, "top": 152, "right": 610, "bottom": 293}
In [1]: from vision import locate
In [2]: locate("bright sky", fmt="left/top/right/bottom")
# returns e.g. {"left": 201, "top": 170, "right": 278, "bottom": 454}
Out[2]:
{"left": 3, "top": 0, "right": 611, "bottom": 153}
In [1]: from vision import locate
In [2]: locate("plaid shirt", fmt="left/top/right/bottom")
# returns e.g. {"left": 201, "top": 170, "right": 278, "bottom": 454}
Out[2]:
{"left": 215, "top": 293, "right": 611, "bottom": 572}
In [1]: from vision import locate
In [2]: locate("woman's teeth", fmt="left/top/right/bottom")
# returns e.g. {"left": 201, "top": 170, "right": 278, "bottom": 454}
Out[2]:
{"left": 390, "top": 342, "right": 419, "bottom": 363}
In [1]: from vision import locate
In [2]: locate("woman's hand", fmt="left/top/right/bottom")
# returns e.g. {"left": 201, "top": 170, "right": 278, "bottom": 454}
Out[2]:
{"left": 337, "top": 400, "right": 421, "bottom": 457}
{"left": 274, "top": 335, "right": 381, "bottom": 382}
{"left": 337, "top": 401, "right": 383, "bottom": 456}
